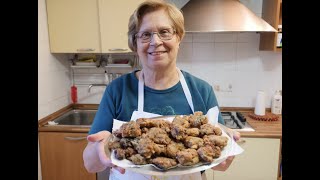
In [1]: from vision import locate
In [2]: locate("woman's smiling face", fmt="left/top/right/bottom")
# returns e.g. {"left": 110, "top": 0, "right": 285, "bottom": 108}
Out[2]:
{"left": 136, "top": 9, "right": 181, "bottom": 71}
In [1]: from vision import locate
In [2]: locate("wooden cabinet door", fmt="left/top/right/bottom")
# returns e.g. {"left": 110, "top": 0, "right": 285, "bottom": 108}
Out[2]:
{"left": 213, "top": 138, "right": 281, "bottom": 180}
{"left": 39, "top": 132, "right": 95, "bottom": 180}
{"left": 98, "top": 0, "right": 144, "bottom": 53}
{"left": 46, "top": 0, "right": 101, "bottom": 53}
{"left": 259, "top": 0, "right": 282, "bottom": 51}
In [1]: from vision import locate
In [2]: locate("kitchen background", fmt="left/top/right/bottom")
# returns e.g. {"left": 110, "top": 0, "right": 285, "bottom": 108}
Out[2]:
{"left": 38, "top": 0, "right": 281, "bottom": 179}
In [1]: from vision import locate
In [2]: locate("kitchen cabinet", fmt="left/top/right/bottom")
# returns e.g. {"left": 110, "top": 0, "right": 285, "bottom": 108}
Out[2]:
{"left": 213, "top": 137, "right": 281, "bottom": 180}
{"left": 46, "top": 0, "right": 143, "bottom": 53}
{"left": 46, "top": 0, "right": 101, "bottom": 53}
{"left": 259, "top": 0, "right": 282, "bottom": 52}
{"left": 39, "top": 132, "right": 95, "bottom": 180}
{"left": 98, "top": 0, "right": 145, "bottom": 53}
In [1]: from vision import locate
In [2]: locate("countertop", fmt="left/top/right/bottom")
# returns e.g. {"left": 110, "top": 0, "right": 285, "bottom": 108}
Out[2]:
{"left": 38, "top": 104, "right": 282, "bottom": 139}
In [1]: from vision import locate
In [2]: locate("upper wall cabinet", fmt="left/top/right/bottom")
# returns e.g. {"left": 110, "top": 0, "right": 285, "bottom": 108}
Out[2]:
{"left": 98, "top": 0, "right": 144, "bottom": 53}
{"left": 259, "top": 0, "right": 282, "bottom": 52}
{"left": 46, "top": 0, "right": 101, "bottom": 53}
{"left": 46, "top": 0, "right": 143, "bottom": 53}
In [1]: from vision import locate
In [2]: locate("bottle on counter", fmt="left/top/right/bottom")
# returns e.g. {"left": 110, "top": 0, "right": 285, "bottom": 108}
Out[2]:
{"left": 271, "top": 90, "right": 282, "bottom": 115}
{"left": 277, "top": 25, "right": 282, "bottom": 48}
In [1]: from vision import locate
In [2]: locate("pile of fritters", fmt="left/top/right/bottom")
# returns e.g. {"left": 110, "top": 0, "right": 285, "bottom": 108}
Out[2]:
{"left": 108, "top": 111, "right": 228, "bottom": 170}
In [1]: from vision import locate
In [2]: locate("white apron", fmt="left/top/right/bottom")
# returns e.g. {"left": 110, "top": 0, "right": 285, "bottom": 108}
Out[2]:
{"left": 109, "top": 68, "right": 202, "bottom": 180}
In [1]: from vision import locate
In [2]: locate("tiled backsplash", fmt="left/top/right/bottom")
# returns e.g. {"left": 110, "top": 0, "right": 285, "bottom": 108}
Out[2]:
{"left": 74, "top": 32, "right": 281, "bottom": 107}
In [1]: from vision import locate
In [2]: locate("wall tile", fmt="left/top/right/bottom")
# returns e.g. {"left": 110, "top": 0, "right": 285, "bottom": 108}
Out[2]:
{"left": 182, "top": 33, "right": 193, "bottom": 43}
{"left": 192, "top": 42, "right": 214, "bottom": 59}
{"left": 193, "top": 33, "right": 214, "bottom": 43}
{"left": 237, "top": 32, "right": 260, "bottom": 43}
{"left": 177, "top": 42, "right": 193, "bottom": 60}
{"left": 214, "top": 33, "right": 237, "bottom": 42}
{"left": 213, "top": 43, "right": 236, "bottom": 71}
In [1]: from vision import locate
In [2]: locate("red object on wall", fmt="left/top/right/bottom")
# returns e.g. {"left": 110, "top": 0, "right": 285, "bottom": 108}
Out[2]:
{"left": 71, "top": 85, "right": 78, "bottom": 103}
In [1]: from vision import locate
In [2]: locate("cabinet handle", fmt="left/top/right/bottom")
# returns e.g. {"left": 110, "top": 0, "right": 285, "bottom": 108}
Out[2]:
{"left": 76, "top": 48, "right": 95, "bottom": 52}
{"left": 64, "top": 137, "right": 87, "bottom": 141}
{"left": 237, "top": 138, "right": 246, "bottom": 145}
{"left": 108, "top": 48, "right": 128, "bottom": 51}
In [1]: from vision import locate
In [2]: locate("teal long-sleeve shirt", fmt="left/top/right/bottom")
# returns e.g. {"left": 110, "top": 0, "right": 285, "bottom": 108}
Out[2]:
{"left": 89, "top": 70, "right": 224, "bottom": 134}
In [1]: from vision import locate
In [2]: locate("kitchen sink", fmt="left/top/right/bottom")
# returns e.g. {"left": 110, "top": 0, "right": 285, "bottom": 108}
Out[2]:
{"left": 45, "top": 109, "right": 97, "bottom": 127}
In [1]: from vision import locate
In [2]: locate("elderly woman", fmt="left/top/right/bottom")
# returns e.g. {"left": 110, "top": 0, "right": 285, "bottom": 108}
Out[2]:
{"left": 83, "top": 0, "right": 240, "bottom": 179}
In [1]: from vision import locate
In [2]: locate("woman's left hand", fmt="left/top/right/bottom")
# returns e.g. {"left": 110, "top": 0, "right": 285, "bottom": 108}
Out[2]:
{"left": 211, "top": 129, "right": 241, "bottom": 171}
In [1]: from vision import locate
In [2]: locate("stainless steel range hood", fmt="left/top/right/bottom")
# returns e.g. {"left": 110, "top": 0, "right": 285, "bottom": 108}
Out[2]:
{"left": 180, "top": 0, "right": 277, "bottom": 32}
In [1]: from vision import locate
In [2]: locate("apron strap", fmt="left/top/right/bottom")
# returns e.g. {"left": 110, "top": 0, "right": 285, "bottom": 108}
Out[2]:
{"left": 138, "top": 70, "right": 144, "bottom": 112}
{"left": 176, "top": 67, "right": 194, "bottom": 113}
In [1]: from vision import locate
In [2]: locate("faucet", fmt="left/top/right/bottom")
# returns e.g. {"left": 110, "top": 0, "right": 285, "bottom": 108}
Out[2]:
{"left": 88, "top": 84, "right": 107, "bottom": 93}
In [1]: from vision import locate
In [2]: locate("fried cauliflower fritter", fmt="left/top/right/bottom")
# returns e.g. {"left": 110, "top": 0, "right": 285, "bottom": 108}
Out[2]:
{"left": 136, "top": 118, "right": 154, "bottom": 128}
{"left": 120, "top": 121, "right": 141, "bottom": 138}
{"left": 197, "top": 146, "right": 214, "bottom": 163}
{"left": 114, "top": 148, "right": 126, "bottom": 160}
{"left": 166, "top": 141, "right": 185, "bottom": 158}
{"left": 203, "top": 135, "right": 228, "bottom": 149}
{"left": 176, "top": 149, "right": 199, "bottom": 166}
{"left": 184, "top": 136, "right": 204, "bottom": 149}
{"left": 108, "top": 140, "right": 121, "bottom": 150}
{"left": 152, "top": 157, "right": 178, "bottom": 170}
{"left": 129, "top": 154, "right": 148, "bottom": 165}
{"left": 186, "top": 128, "right": 200, "bottom": 137}
{"left": 211, "top": 146, "right": 222, "bottom": 158}
{"left": 137, "top": 118, "right": 171, "bottom": 133}
{"left": 170, "top": 124, "right": 187, "bottom": 140}
{"left": 136, "top": 138, "right": 155, "bottom": 158}
{"left": 172, "top": 115, "right": 190, "bottom": 128}
{"left": 188, "top": 112, "right": 208, "bottom": 128}
{"left": 154, "top": 143, "right": 167, "bottom": 156}
{"left": 143, "top": 127, "right": 171, "bottom": 145}
{"left": 120, "top": 138, "right": 133, "bottom": 148}
{"left": 199, "top": 124, "right": 222, "bottom": 136}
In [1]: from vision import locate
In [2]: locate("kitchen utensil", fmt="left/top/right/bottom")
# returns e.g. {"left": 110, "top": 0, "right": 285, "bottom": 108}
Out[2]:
{"left": 236, "top": 112, "right": 246, "bottom": 122}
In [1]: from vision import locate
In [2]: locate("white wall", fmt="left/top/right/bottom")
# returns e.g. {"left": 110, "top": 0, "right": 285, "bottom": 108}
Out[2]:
{"left": 177, "top": 32, "right": 282, "bottom": 108}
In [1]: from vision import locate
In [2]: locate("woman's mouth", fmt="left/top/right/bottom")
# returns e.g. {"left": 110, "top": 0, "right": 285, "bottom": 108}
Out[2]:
{"left": 148, "top": 51, "right": 166, "bottom": 55}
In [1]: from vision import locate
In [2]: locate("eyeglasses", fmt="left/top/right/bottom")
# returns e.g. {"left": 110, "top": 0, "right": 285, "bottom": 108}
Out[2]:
{"left": 135, "top": 28, "right": 176, "bottom": 43}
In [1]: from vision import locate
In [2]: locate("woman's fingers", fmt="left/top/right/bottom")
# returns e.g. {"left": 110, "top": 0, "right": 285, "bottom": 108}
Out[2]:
{"left": 212, "top": 156, "right": 235, "bottom": 171}
{"left": 233, "top": 131, "right": 241, "bottom": 141}
{"left": 96, "top": 139, "right": 114, "bottom": 167}
{"left": 87, "top": 131, "right": 111, "bottom": 142}
{"left": 96, "top": 141, "right": 125, "bottom": 174}
{"left": 111, "top": 165, "right": 126, "bottom": 174}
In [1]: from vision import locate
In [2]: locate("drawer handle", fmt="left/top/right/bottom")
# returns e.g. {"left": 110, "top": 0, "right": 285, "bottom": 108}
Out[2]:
{"left": 64, "top": 137, "right": 87, "bottom": 141}
{"left": 237, "top": 138, "right": 246, "bottom": 145}
{"left": 108, "top": 48, "right": 128, "bottom": 51}
{"left": 77, "top": 48, "right": 95, "bottom": 52}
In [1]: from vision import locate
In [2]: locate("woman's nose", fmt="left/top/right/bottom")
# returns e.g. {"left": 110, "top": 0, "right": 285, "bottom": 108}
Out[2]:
{"left": 149, "top": 33, "right": 163, "bottom": 46}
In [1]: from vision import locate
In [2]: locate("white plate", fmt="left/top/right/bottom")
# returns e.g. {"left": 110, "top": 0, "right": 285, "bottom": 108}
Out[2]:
{"left": 108, "top": 116, "right": 235, "bottom": 176}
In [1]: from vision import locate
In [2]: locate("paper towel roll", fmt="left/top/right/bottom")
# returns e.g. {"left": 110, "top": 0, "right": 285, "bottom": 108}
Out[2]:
{"left": 254, "top": 90, "right": 266, "bottom": 116}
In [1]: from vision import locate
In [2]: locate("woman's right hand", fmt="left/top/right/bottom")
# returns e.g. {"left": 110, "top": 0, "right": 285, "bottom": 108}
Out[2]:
{"left": 83, "top": 130, "right": 125, "bottom": 174}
